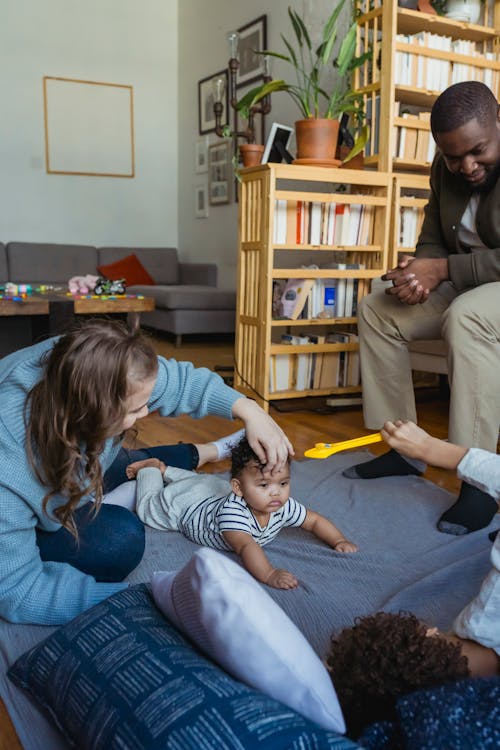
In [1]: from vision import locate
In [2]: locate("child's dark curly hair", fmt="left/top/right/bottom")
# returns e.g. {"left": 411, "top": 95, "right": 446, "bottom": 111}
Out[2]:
{"left": 230, "top": 436, "right": 264, "bottom": 478}
{"left": 327, "top": 611, "right": 470, "bottom": 738}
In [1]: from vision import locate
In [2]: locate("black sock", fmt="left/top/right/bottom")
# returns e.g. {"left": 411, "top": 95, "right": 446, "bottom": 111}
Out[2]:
{"left": 438, "top": 481, "right": 498, "bottom": 535}
{"left": 342, "top": 449, "right": 424, "bottom": 479}
{"left": 489, "top": 529, "right": 499, "bottom": 543}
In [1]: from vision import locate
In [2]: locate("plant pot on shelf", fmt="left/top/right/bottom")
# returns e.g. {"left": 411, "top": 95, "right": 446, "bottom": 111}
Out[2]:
{"left": 239, "top": 143, "right": 265, "bottom": 167}
{"left": 293, "top": 118, "right": 341, "bottom": 167}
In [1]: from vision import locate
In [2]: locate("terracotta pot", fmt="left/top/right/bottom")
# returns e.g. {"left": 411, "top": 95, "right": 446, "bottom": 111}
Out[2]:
{"left": 240, "top": 143, "right": 265, "bottom": 167}
{"left": 294, "top": 118, "right": 340, "bottom": 162}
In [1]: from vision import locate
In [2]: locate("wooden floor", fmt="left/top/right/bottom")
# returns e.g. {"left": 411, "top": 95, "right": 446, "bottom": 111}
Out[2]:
{"left": 0, "top": 332, "right": 459, "bottom": 750}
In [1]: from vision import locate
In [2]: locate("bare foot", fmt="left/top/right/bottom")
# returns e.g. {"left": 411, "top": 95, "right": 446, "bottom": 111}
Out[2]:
{"left": 126, "top": 458, "right": 166, "bottom": 479}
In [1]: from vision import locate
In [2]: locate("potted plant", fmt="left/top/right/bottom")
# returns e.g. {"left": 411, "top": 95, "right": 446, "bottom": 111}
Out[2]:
{"left": 237, "top": 1, "right": 368, "bottom": 165}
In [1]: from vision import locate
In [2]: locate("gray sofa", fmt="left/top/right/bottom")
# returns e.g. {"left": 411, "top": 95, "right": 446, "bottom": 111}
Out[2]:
{"left": 0, "top": 242, "right": 236, "bottom": 352}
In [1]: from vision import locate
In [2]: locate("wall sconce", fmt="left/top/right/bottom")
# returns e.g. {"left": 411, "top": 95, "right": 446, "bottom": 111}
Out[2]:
{"left": 213, "top": 30, "right": 272, "bottom": 150}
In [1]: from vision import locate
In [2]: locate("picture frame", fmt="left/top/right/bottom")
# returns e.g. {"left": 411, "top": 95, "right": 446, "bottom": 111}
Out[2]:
{"left": 195, "top": 184, "right": 209, "bottom": 218}
{"left": 43, "top": 76, "right": 134, "bottom": 178}
{"left": 195, "top": 136, "right": 209, "bottom": 173}
{"left": 262, "top": 122, "right": 294, "bottom": 163}
{"left": 208, "top": 140, "right": 231, "bottom": 205}
{"left": 198, "top": 70, "right": 228, "bottom": 135}
{"left": 236, "top": 15, "right": 268, "bottom": 87}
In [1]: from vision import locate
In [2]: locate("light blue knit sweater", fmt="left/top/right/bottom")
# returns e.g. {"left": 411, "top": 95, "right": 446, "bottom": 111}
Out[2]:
{"left": 0, "top": 337, "right": 241, "bottom": 624}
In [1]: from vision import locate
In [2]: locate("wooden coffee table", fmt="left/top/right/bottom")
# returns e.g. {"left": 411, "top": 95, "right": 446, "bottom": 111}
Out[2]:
{"left": 0, "top": 291, "right": 155, "bottom": 339}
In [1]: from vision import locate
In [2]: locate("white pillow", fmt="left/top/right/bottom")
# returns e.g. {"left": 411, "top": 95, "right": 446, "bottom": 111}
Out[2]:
{"left": 151, "top": 547, "right": 345, "bottom": 733}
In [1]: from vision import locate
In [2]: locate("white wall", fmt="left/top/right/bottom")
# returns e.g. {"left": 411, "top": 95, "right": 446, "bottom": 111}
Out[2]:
{"left": 0, "top": 0, "right": 178, "bottom": 247}
{"left": 177, "top": 1, "right": 350, "bottom": 289}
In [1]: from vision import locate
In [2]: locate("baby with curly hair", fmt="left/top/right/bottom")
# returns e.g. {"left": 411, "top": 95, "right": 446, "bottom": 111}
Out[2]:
{"left": 126, "top": 435, "right": 357, "bottom": 590}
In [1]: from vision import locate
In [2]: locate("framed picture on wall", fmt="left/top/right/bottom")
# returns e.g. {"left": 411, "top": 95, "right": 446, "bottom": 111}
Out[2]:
{"left": 208, "top": 140, "right": 231, "bottom": 205}
{"left": 195, "top": 136, "right": 209, "bottom": 173}
{"left": 198, "top": 70, "right": 228, "bottom": 135}
{"left": 195, "top": 184, "right": 209, "bottom": 218}
{"left": 236, "top": 15, "right": 268, "bottom": 87}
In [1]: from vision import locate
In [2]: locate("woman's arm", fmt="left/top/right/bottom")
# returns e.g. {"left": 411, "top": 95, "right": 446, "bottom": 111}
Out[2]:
{"left": 222, "top": 530, "right": 298, "bottom": 589}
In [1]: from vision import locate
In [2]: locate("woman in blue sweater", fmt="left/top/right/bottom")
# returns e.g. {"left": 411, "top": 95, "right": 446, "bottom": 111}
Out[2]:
{"left": 0, "top": 319, "right": 292, "bottom": 624}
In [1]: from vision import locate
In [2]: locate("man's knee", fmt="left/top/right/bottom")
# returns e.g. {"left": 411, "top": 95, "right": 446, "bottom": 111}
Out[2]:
{"left": 442, "top": 291, "right": 496, "bottom": 344}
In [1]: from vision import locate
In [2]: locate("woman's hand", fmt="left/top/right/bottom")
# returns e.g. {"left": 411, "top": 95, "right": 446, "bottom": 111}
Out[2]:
{"left": 231, "top": 397, "right": 294, "bottom": 473}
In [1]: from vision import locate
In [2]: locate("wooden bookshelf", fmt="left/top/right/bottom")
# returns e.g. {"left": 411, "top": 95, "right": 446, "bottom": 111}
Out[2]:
{"left": 390, "top": 173, "right": 430, "bottom": 268}
{"left": 354, "top": 0, "right": 500, "bottom": 173}
{"left": 234, "top": 163, "right": 392, "bottom": 411}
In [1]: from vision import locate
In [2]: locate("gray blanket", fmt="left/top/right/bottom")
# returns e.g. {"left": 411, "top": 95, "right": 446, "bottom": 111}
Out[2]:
{"left": 1, "top": 451, "right": 498, "bottom": 750}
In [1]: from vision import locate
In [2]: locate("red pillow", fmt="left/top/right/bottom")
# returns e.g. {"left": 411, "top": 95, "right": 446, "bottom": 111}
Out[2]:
{"left": 97, "top": 253, "right": 155, "bottom": 286}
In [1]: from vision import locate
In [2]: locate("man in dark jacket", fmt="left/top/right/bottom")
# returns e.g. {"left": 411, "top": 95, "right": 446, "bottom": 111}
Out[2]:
{"left": 345, "top": 81, "right": 500, "bottom": 536}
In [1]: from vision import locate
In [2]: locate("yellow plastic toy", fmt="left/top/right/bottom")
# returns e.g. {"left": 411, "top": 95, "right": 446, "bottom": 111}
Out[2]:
{"left": 304, "top": 432, "right": 383, "bottom": 459}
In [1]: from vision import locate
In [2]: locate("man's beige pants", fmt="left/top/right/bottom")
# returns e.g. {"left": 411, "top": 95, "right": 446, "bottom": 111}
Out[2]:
{"left": 358, "top": 281, "right": 500, "bottom": 452}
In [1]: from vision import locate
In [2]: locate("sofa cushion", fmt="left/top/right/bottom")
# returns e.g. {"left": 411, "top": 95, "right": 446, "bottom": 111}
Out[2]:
{"left": 97, "top": 253, "right": 155, "bottom": 286}
{"left": 152, "top": 548, "right": 345, "bottom": 733}
{"left": 0, "top": 243, "right": 7, "bottom": 282}
{"left": 6, "top": 242, "right": 98, "bottom": 284}
{"left": 98, "top": 247, "right": 179, "bottom": 285}
{"left": 141, "top": 284, "right": 236, "bottom": 310}
{"left": 7, "top": 583, "right": 360, "bottom": 750}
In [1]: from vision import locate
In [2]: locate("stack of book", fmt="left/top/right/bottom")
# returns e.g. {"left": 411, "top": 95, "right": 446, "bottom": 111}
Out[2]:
{"left": 269, "top": 332, "right": 361, "bottom": 394}
{"left": 273, "top": 199, "right": 374, "bottom": 247}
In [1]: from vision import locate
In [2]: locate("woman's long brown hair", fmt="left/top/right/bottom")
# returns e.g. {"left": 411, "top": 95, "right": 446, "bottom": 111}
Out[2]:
{"left": 26, "top": 319, "right": 158, "bottom": 536}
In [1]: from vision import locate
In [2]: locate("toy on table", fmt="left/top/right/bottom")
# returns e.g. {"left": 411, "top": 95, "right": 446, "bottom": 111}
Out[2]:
{"left": 93, "top": 277, "right": 126, "bottom": 296}
{"left": 304, "top": 432, "right": 383, "bottom": 459}
{"left": 68, "top": 275, "right": 100, "bottom": 295}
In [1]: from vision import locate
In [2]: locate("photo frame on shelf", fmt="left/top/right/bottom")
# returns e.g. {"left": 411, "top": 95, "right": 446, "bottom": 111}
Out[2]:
{"left": 198, "top": 70, "right": 228, "bottom": 135}
{"left": 262, "top": 122, "right": 294, "bottom": 163}
{"left": 195, "top": 136, "right": 209, "bottom": 173}
{"left": 236, "top": 15, "right": 267, "bottom": 87}
{"left": 195, "top": 184, "right": 209, "bottom": 218}
{"left": 208, "top": 140, "right": 231, "bottom": 205}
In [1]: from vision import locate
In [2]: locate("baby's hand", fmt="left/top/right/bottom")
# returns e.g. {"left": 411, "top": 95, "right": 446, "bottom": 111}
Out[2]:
{"left": 334, "top": 540, "right": 358, "bottom": 553}
{"left": 126, "top": 458, "right": 167, "bottom": 479}
{"left": 266, "top": 568, "right": 298, "bottom": 590}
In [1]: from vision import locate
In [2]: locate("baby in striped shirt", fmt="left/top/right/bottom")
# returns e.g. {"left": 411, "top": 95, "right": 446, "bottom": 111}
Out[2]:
{"left": 127, "top": 436, "right": 357, "bottom": 589}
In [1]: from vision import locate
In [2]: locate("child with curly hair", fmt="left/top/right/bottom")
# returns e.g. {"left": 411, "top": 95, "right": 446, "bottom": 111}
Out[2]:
{"left": 126, "top": 435, "right": 358, "bottom": 589}
{"left": 327, "top": 419, "right": 500, "bottom": 738}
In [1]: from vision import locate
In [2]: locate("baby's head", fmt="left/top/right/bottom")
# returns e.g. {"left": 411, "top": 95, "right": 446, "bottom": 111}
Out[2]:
{"left": 327, "top": 611, "right": 470, "bottom": 738}
{"left": 230, "top": 436, "right": 291, "bottom": 513}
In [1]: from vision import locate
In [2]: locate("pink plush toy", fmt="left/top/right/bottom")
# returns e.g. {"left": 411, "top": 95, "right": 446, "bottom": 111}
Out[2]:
{"left": 68, "top": 274, "right": 100, "bottom": 295}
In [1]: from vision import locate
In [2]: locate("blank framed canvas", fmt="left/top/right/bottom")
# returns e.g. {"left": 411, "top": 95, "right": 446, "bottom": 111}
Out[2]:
{"left": 43, "top": 76, "right": 135, "bottom": 177}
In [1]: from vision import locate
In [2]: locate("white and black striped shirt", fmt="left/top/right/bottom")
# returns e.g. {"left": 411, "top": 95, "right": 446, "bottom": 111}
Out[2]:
{"left": 179, "top": 491, "right": 307, "bottom": 550}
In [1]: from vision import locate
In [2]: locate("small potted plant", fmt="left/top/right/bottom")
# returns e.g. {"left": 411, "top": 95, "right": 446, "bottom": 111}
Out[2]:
{"left": 238, "top": 1, "right": 368, "bottom": 164}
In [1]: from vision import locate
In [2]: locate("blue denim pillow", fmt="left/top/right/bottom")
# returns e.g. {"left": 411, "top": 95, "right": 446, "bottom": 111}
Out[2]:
{"left": 8, "top": 585, "right": 361, "bottom": 750}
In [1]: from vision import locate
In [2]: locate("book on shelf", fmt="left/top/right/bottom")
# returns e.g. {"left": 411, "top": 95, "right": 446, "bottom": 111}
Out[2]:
{"left": 281, "top": 334, "right": 311, "bottom": 391}
{"left": 269, "top": 354, "right": 292, "bottom": 392}
{"left": 280, "top": 277, "right": 315, "bottom": 320}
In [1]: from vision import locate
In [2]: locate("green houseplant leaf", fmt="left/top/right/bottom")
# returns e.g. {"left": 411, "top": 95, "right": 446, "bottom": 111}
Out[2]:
{"left": 249, "top": 1, "right": 367, "bottom": 122}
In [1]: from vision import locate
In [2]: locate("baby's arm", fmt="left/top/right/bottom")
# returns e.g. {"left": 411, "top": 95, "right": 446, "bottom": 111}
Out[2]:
{"left": 126, "top": 458, "right": 167, "bottom": 479}
{"left": 222, "top": 530, "right": 298, "bottom": 589}
{"left": 381, "top": 420, "right": 467, "bottom": 470}
{"left": 301, "top": 510, "right": 358, "bottom": 553}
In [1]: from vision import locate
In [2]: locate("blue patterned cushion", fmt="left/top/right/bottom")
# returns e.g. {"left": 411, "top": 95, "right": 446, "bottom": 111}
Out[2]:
{"left": 8, "top": 585, "right": 361, "bottom": 750}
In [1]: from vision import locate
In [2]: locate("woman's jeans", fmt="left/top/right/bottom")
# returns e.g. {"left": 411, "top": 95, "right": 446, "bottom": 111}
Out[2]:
{"left": 36, "top": 443, "right": 199, "bottom": 581}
